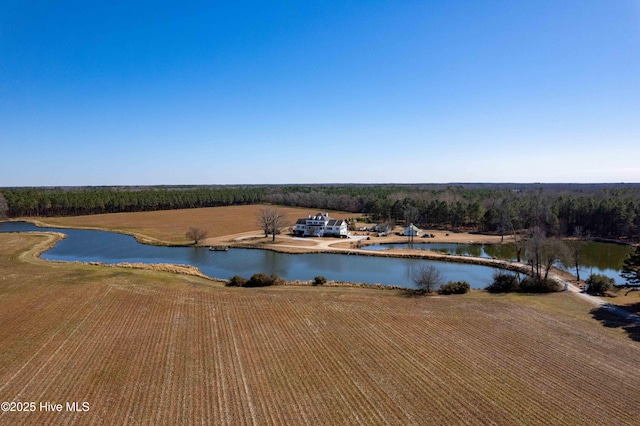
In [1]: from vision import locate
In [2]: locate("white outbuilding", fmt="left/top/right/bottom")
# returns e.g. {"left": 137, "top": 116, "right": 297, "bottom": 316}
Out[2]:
{"left": 403, "top": 223, "right": 421, "bottom": 236}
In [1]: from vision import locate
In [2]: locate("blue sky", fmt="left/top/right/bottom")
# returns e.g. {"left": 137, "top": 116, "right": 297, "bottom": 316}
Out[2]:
{"left": 1, "top": 1, "right": 639, "bottom": 186}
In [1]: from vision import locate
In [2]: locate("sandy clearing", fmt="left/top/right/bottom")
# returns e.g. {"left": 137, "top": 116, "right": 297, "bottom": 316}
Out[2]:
{"left": 204, "top": 225, "right": 507, "bottom": 252}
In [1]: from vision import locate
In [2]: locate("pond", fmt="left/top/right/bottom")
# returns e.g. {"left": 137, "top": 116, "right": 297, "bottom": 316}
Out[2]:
{"left": 362, "top": 242, "right": 517, "bottom": 260}
{"left": 0, "top": 222, "right": 502, "bottom": 289}
{"left": 362, "top": 241, "right": 633, "bottom": 284}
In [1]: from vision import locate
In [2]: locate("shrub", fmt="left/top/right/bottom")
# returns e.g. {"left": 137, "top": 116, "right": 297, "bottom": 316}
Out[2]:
{"left": 439, "top": 281, "right": 470, "bottom": 295}
{"left": 313, "top": 276, "right": 327, "bottom": 286}
{"left": 486, "top": 272, "right": 562, "bottom": 294}
{"left": 519, "top": 277, "right": 562, "bottom": 293}
{"left": 245, "top": 273, "right": 283, "bottom": 287}
{"left": 585, "top": 274, "right": 614, "bottom": 295}
{"left": 227, "top": 273, "right": 284, "bottom": 287}
{"left": 486, "top": 272, "right": 519, "bottom": 293}
{"left": 227, "top": 275, "right": 247, "bottom": 287}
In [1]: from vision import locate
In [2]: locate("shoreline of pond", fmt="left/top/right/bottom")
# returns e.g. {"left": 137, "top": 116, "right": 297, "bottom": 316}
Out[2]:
{"left": 0, "top": 219, "right": 583, "bottom": 273}
{"left": 5, "top": 230, "right": 420, "bottom": 291}
{"left": 8, "top": 218, "right": 535, "bottom": 275}
{"left": 5, "top": 218, "right": 625, "bottom": 288}
{"left": 236, "top": 241, "right": 533, "bottom": 275}
{"left": 5, "top": 222, "right": 640, "bottom": 325}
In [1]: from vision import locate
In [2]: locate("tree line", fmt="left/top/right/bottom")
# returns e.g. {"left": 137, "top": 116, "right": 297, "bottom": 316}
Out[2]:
{"left": 0, "top": 187, "right": 265, "bottom": 217}
{"left": 2, "top": 184, "right": 640, "bottom": 241}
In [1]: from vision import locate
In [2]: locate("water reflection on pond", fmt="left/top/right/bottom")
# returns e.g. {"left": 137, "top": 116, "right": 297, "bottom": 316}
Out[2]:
{"left": 363, "top": 242, "right": 517, "bottom": 260}
{"left": 362, "top": 241, "right": 633, "bottom": 284}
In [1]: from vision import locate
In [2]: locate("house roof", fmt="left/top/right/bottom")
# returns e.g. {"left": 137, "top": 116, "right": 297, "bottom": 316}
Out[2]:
{"left": 298, "top": 212, "right": 333, "bottom": 222}
{"left": 297, "top": 216, "right": 345, "bottom": 227}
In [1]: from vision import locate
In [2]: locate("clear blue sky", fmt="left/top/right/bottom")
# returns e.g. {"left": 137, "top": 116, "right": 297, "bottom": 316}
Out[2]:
{"left": 1, "top": 1, "right": 639, "bottom": 186}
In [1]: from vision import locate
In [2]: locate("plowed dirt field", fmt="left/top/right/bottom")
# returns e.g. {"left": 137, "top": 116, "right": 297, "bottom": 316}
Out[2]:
{"left": 1, "top": 233, "right": 640, "bottom": 425}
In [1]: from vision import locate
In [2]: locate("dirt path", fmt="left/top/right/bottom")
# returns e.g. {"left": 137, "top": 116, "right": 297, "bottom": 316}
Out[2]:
{"left": 550, "top": 274, "right": 640, "bottom": 324}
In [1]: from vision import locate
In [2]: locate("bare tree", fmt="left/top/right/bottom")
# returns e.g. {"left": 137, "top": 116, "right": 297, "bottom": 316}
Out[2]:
{"left": 565, "top": 226, "right": 588, "bottom": 282}
{"left": 512, "top": 230, "right": 525, "bottom": 263}
{"left": 527, "top": 188, "right": 551, "bottom": 229}
{"left": 526, "top": 227, "right": 568, "bottom": 282}
{"left": 185, "top": 227, "right": 208, "bottom": 245}
{"left": 540, "top": 238, "right": 569, "bottom": 281}
{"left": 257, "top": 207, "right": 288, "bottom": 242}
{"left": 412, "top": 264, "right": 444, "bottom": 294}
{"left": 403, "top": 205, "right": 420, "bottom": 223}
{"left": 498, "top": 198, "right": 523, "bottom": 258}
{"left": 526, "top": 227, "right": 546, "bottom": 281}
{"left": 377, "top": 220, "right": 394, "bottom": 234}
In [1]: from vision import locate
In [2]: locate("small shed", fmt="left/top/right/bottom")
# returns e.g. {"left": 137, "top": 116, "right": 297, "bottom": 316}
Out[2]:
{"left": 403, "top": 223, "right": 421, "bottom": 236}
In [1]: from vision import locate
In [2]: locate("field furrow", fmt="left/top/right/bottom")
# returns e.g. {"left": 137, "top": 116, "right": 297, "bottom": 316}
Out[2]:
{"left": 188, "top": 296, "right": 215, "bottom": 425}
{"left": 291, "top": 309, "right": 380, "bottom": 423}
{"left": 220, "top": 308, "right": 252, "bottom": 425}
{"left": 345, "top": 310, "right": 494, "bottom": 423}
{"left": 313, "top": 308, "right": 417, "bottom": 423}
{"left": 212, "top": 301, "right": 236, "bottom": 425}
{"left": 31, "top": 290, "right": 120, "bottom": 404}
{"left": 9, "top": 288, "right": 111, "bottom": 401}
{"left": 236, "top": 297, "right": 300, "bottom": 426}
{"left": 266, "top": 297, "right": 339, "bottom": 424}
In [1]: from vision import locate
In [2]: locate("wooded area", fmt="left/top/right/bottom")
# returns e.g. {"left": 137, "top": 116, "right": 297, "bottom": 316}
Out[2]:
{"left": 2, "top": 184, "right": 639, "bottom": 241}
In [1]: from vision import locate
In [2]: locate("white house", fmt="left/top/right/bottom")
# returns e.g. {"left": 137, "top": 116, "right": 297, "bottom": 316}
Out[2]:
{"left": 403, "top": 223, "right": 421, "bottom": 236}
{"left": 294, "top": 212, "right": 349, "bottom": 238}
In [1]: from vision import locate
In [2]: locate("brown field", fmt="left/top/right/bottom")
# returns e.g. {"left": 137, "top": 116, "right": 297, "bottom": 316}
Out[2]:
{"left": 32, "top": 205, "right": 503, "bottom": 247}
{"left": 1, "top": 233, "right": 640, "bottom": 425}
{"left": 35, "top": 205, "right": 355, "bottom": 244}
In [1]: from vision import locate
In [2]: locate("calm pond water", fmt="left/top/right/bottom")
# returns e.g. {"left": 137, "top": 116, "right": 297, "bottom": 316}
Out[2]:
{"left": 363, "top": 242, "right": 517, "bottom": 259}
{"left": 362, "top": 241, "right": 633, "bottom": 284}
{"left": 0, "top": 222, "right": 503, "bottom": 289}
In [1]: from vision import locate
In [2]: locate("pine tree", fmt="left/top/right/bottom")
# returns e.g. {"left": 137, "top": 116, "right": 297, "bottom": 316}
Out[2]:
{"left": 621, "top": 246, "right": 640, "bottom": 290}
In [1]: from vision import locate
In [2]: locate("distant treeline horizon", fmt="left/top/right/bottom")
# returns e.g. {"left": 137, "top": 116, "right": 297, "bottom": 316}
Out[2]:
{"left": 1, "top": 183, "right": 639, "bottom": 241}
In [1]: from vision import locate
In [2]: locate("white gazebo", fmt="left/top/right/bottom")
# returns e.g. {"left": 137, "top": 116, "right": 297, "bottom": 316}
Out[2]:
{"left": 403, "top": 223, "right": 421, "bottom": 236}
